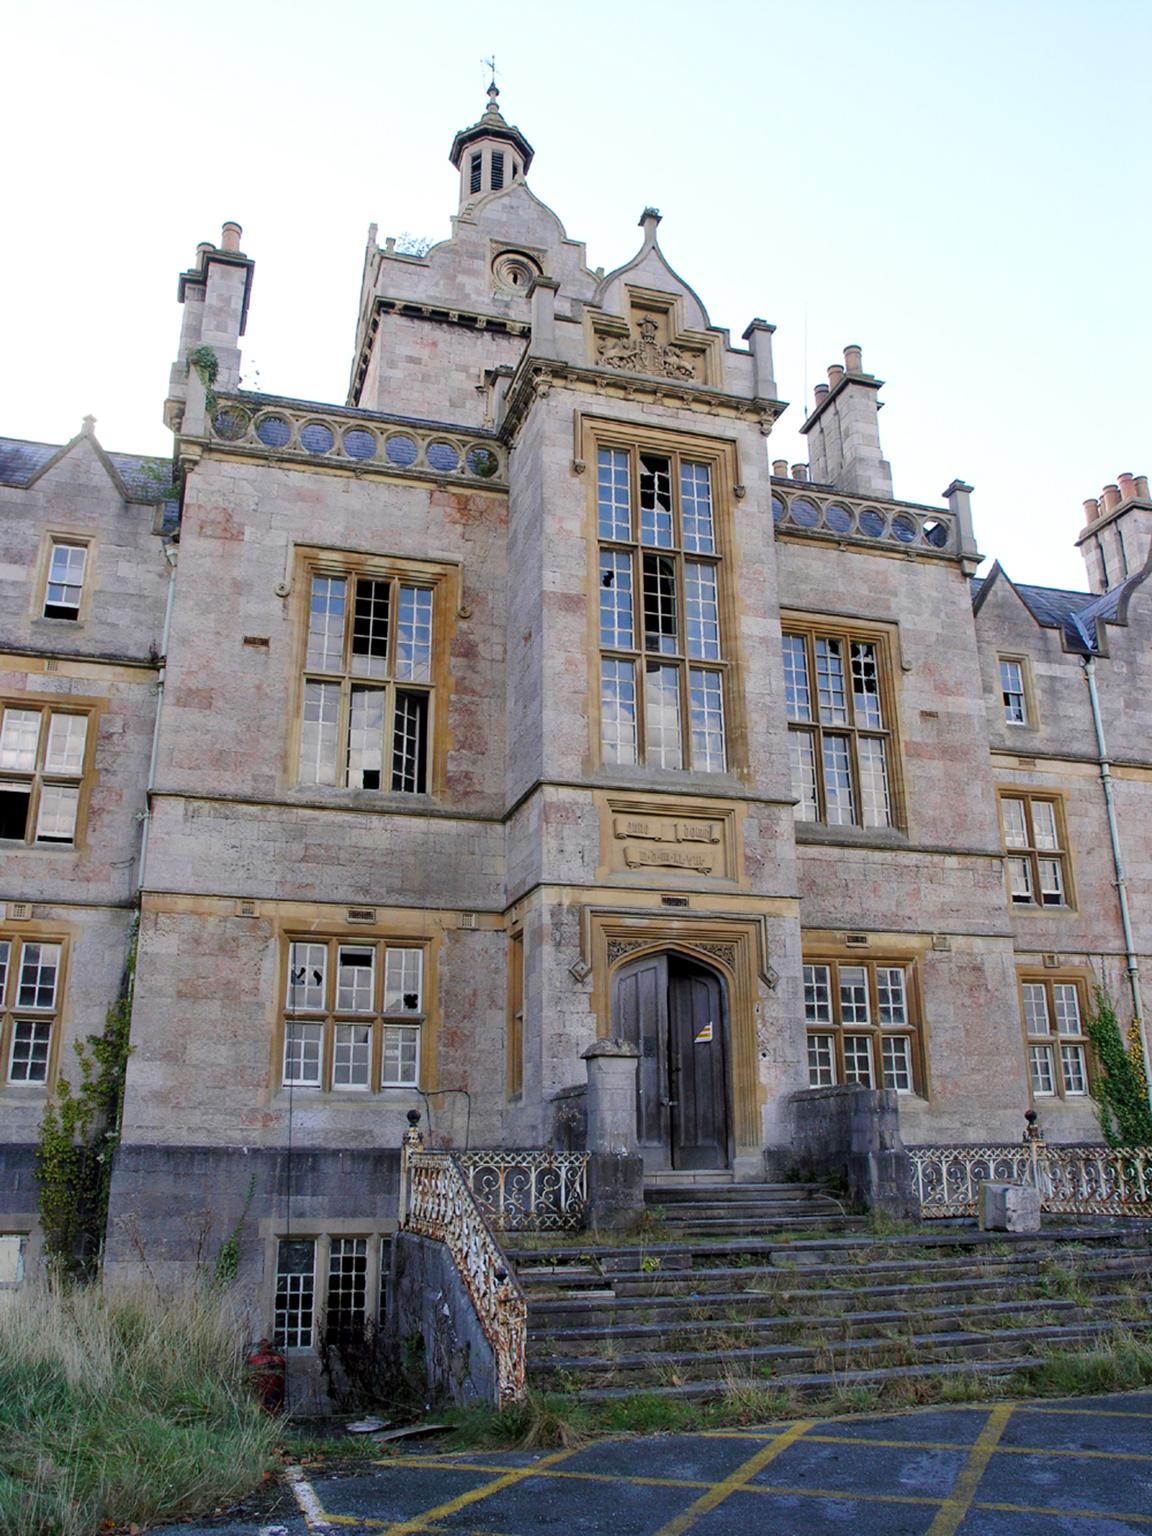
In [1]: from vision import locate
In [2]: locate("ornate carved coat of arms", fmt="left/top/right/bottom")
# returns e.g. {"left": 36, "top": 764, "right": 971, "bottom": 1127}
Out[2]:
{"left": 596, "top": 315, "right": 698, "bottom": 381}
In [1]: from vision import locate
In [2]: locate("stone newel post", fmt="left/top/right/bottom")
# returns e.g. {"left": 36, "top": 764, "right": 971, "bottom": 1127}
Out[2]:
{"left": 582, "top": 1039, "right": 644, "bottom": 1231}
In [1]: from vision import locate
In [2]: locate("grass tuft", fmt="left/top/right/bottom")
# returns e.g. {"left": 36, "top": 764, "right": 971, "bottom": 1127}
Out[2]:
{"left": 0, "top": 1282, "right": 277, "bottom": 1536}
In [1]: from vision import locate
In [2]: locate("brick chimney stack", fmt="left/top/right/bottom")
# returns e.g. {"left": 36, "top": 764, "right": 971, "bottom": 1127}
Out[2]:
{"left": 165, "top": 222, "right": 255, "bottom": 431}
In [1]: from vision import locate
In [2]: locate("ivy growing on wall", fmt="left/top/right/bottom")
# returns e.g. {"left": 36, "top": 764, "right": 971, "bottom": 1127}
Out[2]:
{"left": 188, "top": 343, "right": 220, "bottom": 417}
{"left": 36, "top": 924, "right": 136, "bottom": 1279}
{"left": 1084, "top": 987, "right": 1152, "bottom": 1148}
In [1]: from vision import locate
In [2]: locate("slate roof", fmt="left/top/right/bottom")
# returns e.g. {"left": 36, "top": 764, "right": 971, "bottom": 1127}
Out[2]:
{"left": 0, "top": 435, "right": 179, "bottom": 532}
{"left": 971, "top": 568, "right": 1147, "bottom": 651}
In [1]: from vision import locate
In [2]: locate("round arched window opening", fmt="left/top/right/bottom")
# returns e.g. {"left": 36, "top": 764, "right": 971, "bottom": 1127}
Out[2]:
{"left": 492, "top": 249, "right": 543, "bottom": 296}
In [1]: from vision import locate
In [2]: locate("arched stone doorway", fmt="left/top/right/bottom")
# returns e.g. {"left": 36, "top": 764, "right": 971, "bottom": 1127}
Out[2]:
{"left": 612, "top": 951, "right": 732, "bottom": 1171}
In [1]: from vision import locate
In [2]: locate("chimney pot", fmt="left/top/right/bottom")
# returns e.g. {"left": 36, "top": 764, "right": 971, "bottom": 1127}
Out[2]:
{"left": 827, "top": 364, "right": 845, "bottom": 389}
{"left": 220, "top": 221, "right": 243, "bottom": 253}
{"left": 1136, "top": 475, "right": 1150, "bottom": 499}
{"left": 791, "top": 463, "right": 809, "bottom": 482}
{"left": 1101, "top": 483, "right": 1121, "bottom": 512}
{"left": 1117, "top": 472, "right": 1136, "bottom": 502}
{"left": 1083, "top": 498, "right": 1101, "bottom": 523}
{"left": 814, "top": 382, "right": 829, "bottom": 403}
{"left": 772, "top": 459, "right": 789, "bottom": 477}
{"left": 196, "top": 241, "right": 214, "bottom": 258}
{"left": 843, "top": 344, "right": 863, "bottom": 373}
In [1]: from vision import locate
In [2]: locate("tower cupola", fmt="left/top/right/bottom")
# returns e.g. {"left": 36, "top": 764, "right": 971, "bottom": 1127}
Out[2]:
{"left": 449, "top": 85, "right": 533, "bottom": 209}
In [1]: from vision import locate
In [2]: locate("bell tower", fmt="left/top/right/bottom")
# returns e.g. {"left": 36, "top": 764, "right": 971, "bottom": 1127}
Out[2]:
{"left": 448, "top": 85, "right": 534, "bottom": 209}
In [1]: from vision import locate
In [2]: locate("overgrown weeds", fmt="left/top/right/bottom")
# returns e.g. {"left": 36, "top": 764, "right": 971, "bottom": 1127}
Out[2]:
{"left": 0, "top": 1282, "right": 276, "bottom": 1536}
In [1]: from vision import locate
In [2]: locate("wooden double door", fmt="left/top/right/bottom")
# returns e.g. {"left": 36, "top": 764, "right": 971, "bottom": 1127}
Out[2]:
{"left": 612, "top": 952, "right": 731, "bottom": 1170}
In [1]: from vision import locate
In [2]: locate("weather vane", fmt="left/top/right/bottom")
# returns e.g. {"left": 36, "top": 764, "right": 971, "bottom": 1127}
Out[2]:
{"left": 482, "top": 55, "right": 500, "bottom": 92}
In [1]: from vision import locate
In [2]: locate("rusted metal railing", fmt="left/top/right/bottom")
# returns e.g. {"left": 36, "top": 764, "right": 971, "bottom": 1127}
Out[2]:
{"left": 456, "top": 1150, "right": 589, "bottom": 1231}
{"left": 909, "top": 1133, "right": 1152, "bottom": 1219}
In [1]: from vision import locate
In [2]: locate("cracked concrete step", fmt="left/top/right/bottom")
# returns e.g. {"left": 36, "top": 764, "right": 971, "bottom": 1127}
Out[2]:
{"left": 525, "top": 1264, "right": 1152, "bottom": 1328}
{"left": 529, "top": 1319, "right": 1148, "bottom": 1387}
{"left": 573, "top": 1353, "right": 1043, "bottom": 1403}
{"left": 528, "top": 1290, "right": 1152, "bottom": 1353}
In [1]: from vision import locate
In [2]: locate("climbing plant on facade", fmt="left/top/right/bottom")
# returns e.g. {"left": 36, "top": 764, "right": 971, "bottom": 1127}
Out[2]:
{"left": 1084, "top": 987, "right": 1152, "bottom": 1147}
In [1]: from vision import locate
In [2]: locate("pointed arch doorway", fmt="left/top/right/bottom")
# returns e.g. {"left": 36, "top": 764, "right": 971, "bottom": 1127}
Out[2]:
{"left": 612, "top": 951, "right": 732, "bottom": 1171}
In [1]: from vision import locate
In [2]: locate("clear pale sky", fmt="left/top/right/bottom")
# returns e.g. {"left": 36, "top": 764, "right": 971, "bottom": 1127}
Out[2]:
{"left": 4, "top": 0, "right": 1149, "bottom": 591}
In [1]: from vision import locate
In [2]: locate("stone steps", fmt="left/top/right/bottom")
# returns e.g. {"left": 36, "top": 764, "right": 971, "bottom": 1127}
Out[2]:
{"left": 507, "top": 1182, "right": 1152, "bottom": 1407}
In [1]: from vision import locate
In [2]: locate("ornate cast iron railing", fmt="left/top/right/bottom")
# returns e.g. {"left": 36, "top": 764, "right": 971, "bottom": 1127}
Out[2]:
{"left": 909, "top": 1141, "right": 1152, "bottom": 1219}
{"left": 206, "top": 393, "right": 507, "bottom": 488}
{"left": 456, "top": 1150, "right": 589, "bottom": 1231}
{"left": 772, "top": 481, "right": 957, "bottom": 556}
{"left": 402, "top": 1138, "right": 527, "bottom": 1405}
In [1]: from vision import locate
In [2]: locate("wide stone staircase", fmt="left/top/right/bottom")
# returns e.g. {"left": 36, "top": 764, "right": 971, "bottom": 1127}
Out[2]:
{"left": 502, "top": 1180, "right": 1152, "bottom": 1403}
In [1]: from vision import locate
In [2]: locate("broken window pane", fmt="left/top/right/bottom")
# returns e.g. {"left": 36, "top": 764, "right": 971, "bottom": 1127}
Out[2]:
{"left": 346, "top": 686, "right": 385, "bottom": 789}
{"left": 350, "top": 580, "right": 390, "bottom": 679}
{"left": 336, "top": 947, "right": 375, "bottom": 1013}
{"left": 600, "top": 550, "right": 634, "bottom": 649}
{"left": 0, "top": 785, "right": 31, "bottom": 841}
{"left": 274, "top": 1238, "right": 316, "bottom": 1348}
{"left": 850, "top": 643, "right": 883, "bottom": 728}
{"left": 287, "top": 943, "right": 327, "bottom": 1011}
{"left": 638, "top": 454, "right": 673, "bottom": 547}
{"left": 642, "top": 554, "right": 678, "bottom": 655}
{"left": 383, "top": 949, "right": 423, "bottom": 1014}
{"left": 1000, "top": 659, "right": 1027, "bottom": 723}
{"left": 306, "top": 576, "right": 347, "bottom": 673}
{"left": 327, "top": 1237, "right": 368, "bottom": 1339}
{"left": 790, "top": 732, "right": 818, "bottom": 821}
{"left": 391, "top": 690, "right": 428, "bottom": 793}
{"left": 0, "top": 709, "right": 40, "bottom": 772}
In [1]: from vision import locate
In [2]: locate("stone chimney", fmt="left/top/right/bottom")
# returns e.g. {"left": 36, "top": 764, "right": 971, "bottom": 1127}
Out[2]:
{"left": 1076, "top": 471, "right": 1152, "bottom": 594}
{"left": 801, "top": 344, "right": 893, "bottom": 498}
{"left": 165, "top": 223, "right": 255, "bottom": 431}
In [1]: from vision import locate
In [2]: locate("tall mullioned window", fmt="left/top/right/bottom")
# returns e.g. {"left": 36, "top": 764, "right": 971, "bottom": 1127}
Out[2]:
{"left": 999, "top": 794, "right": 1070, "bottom": 907}
{"left": 784, "top": 624, "right": 895, "bottom": 828}
{"left": 1021, "top": 977, "right": 1089, "bottom": 1099}
{"left": 597, "top": 445, "right": 726, "bottom": 772}
{"left": 0, "top": 702, "right": 91, "bottom": 846}
{"left": 282, "top": 937, "right": 425, "bottom": 1092}
{"left": 299, "top": 568, "right": 434, "bottom": 794}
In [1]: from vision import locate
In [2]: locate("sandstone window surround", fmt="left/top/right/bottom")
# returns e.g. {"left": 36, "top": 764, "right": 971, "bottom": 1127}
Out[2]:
{"left": 272, "top": 1232, "right": 392, "bottom": 1351}
{"left": 803, "top": 957, "right": 922, "bottom": 1094}
{"left": 593, "top": 433, "right": 732, "bottom": 774}
{"left": 280, "top": 937, "right": 428, "bottom": 1093}
{"left": 293, "top": 554, "right": 455, "bottom": 797}
{"left": 0, "top": 700, "right": 96, "bottom": 847}
{"left": 999, "top": 792, "right": 1072, "bottom": 908}
{"left": 42, "top": 538, "right": 89, "bottom": 622}
{"left": 1019, "top": 974, "right": 1091, "bottom": 1100}
{"left": 0, "top": 936, "right": 65, "bottom": 1087}
{"left": 998, "top": 655, "right": 1034, "bottom": 727}
{"left": 783, "top": 620, "right": 899, "bottom": 829}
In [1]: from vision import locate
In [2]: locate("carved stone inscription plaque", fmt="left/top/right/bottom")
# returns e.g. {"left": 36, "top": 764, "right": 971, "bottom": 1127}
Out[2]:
{"left": 609, "top": 812, "right": 728, "bottom": 878}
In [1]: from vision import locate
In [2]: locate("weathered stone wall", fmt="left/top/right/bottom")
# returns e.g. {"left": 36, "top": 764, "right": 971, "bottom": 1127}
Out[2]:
{"left": 391, "top": 1232, "right": 499, "bottom": 1407}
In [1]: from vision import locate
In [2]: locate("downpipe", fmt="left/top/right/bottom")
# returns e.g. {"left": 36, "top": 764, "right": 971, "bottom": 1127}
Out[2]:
{"left": 135, "top": 543, "right": 178, "bottom": 894}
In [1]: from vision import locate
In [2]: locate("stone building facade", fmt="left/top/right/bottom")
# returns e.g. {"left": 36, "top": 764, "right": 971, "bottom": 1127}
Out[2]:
{"left": 1, "top": 90, "right": 1149, "bottom": 1325}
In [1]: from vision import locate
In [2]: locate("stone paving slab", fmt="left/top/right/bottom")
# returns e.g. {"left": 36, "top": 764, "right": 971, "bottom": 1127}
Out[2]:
{"left": 148, "top": 1390, "right": 1152, "bottom": 1535}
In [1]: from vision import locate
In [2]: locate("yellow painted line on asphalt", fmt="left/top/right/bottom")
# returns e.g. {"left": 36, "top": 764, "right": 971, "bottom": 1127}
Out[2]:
{"left": 1023, "top": 1403, "right": 1152, "bottom": 1419}
{"left": 924, "top": 1404, "right": 1015, "bottom": 1536}
{"left": 349, "top": 1442, "right": 585, "bottom": 1536}
{"left": 975, "top": 1500, "right": 1152, "bottom": 1525}
{"left": 804, "top": 1431, "right": 1152, "bottom": 1462}
{"left": 648, "top": 1418, "right": 816, "bottom": 1536}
